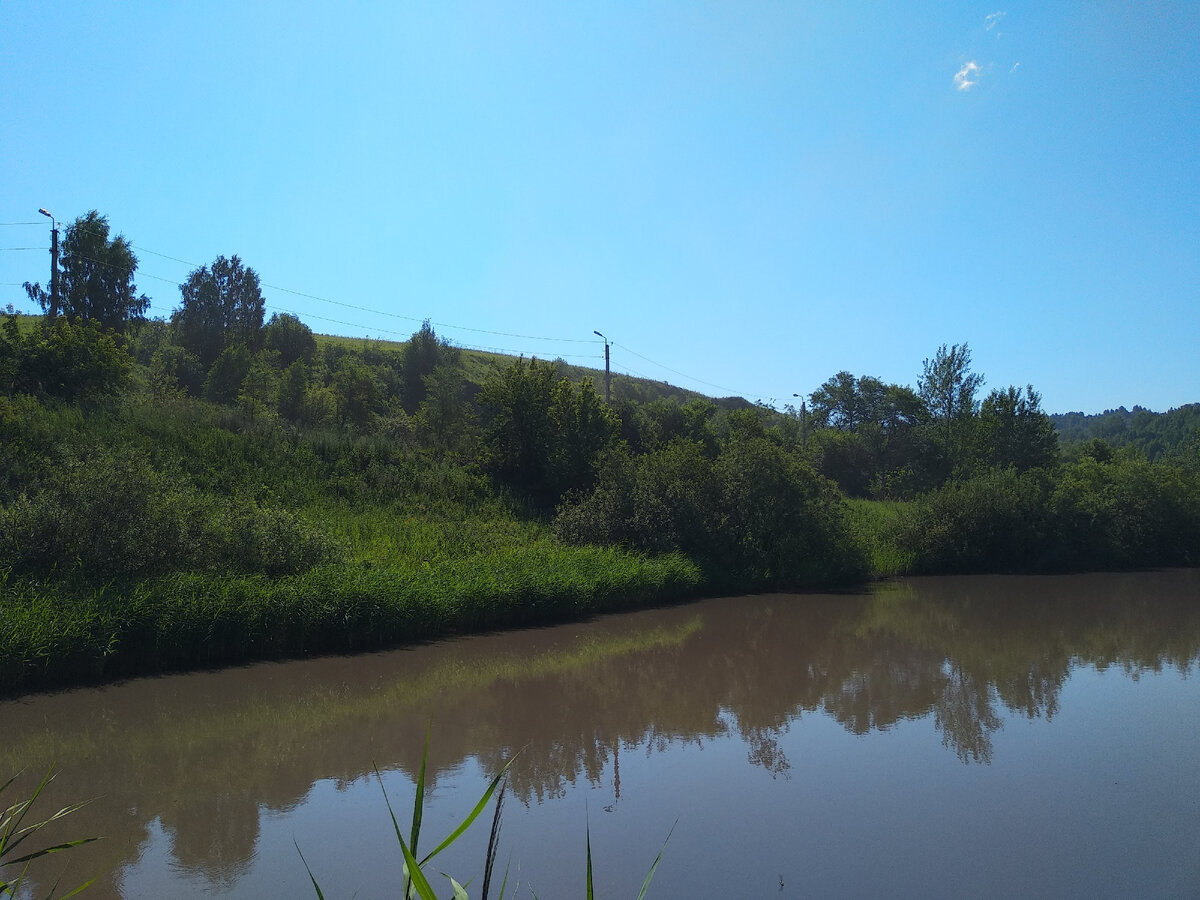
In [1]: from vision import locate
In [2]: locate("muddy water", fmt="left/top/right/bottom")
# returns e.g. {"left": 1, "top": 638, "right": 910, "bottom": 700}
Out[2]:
{"left": 4, "top": 570, "right": 1199, "bottom": 899}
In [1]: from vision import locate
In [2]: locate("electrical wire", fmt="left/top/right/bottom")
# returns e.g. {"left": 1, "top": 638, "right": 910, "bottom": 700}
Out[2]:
{"left": 17, "top": 222, "right": 774, "bottom": 400}
{"left": 70, "top": 223, "right": 599, "bottom": 346}
{"left": 612, "top": 340, "right": 766, "bottom": 399}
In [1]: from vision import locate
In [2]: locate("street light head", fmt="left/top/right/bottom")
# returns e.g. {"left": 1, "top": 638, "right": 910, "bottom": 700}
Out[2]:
{"left": 593, "top": 330, "right": 603, "bottom": 338}
{"left": 38, "top": 208, "right": 52, "bottom": 219}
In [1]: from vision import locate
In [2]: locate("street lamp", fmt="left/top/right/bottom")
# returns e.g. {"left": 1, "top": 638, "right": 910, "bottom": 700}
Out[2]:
{"left": 594, "top": 331, "right": 612, "bottom": 404}
{"left": 38, "top": 208, "right": 59, "bottom": 317}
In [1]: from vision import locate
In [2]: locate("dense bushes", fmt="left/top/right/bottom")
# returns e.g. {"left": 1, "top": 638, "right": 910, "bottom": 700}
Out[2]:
{"left": 1, "top": 314, "right": 131, "bottom": 401}
{"left": 898, "top": 456, "right": 1200, "bottom": 573}
{"left": 554, "top": 436, "right": 867, "bottom": 588}
{"left": 0, "top": 444, "right": 339, "bottom": 581}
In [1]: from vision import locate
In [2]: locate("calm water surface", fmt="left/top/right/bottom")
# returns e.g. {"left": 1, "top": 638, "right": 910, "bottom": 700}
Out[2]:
{"left": 4, "top": 570, "right": 1199, "bottom": 899}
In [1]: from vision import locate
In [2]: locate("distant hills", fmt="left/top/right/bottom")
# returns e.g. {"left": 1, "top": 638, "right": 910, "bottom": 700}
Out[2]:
{"left": 1050, "top": 404, "right": 1200, "bottom": 460}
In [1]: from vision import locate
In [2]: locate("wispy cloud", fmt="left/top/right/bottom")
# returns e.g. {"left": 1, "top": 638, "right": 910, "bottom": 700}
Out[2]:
{"left": 1010, "top": 61, "right": 1020, "bottom": 73}
{"left": 954, "top": 61, "right": 981, "bottom": 91}
{"left": 985, "top": 11, "right": 1006, "bottom": 32}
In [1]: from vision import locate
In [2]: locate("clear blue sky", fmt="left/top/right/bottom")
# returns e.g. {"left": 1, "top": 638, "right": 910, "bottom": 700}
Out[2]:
{"left": 3, "top": 2, "right": 1197, "bottom": 414}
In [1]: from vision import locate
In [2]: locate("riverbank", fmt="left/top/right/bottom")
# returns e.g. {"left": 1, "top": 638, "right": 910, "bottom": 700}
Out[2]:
{"left": 0, "top": 539, "right": 704, "bottom": 696}
{"left": 3, "top": 317, "right": 1198, "bottom": 698}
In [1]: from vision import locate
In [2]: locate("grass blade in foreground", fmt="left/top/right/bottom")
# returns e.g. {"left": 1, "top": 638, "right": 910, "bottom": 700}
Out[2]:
{"left": 635, "top": 819, "right": 677, "bottom": 900}
{"left": 1, "top": 769, "right": 98, "bottom": 900}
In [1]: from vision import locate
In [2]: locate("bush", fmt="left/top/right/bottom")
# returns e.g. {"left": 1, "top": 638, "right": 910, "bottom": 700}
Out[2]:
{"left": 264, "top": 313, "right": 316, "bottom": 367}
{"left": 0, "top": 444, "right": 340, "bottom": 581}
{"left": 897, "top": 468, "right": 1052, "bottom": 574}
{"left": 555, "top": 436, "right": 865, "bottom": 588}
{"left": 10, "top": 317, "right": 131, "bottom": 401}
{"left": 1049, "top": 455, "right": 1200, "bottom": 569}
{"left": 898, "top": 458, "right": 1200, "bottom": 573}
{"left": 0, "top": 446, "right": 193, "bottom": 579}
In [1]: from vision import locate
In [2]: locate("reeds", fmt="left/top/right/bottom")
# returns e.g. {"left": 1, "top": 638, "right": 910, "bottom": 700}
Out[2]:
{"left": 297, "top": 736, "right": 674, "bottom": 900}
{"left": 0, "top": 545, "right": 703, "bottom": 695}
{"left": 0, "top": 769, "right": 97, "bottom": 899}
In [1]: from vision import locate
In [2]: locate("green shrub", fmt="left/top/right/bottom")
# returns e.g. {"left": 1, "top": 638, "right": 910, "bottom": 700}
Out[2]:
{"left": 897, "top": 467, "right": 1052, "bottom": 573}
{"left": 1049, "top": 455, "right": 1200, "bottom": 569}
{"left": 10, "top": 317, "right": 131, "bottom": 401}
{"left": 556, "top": 437, "right": 865, "bottom": 588}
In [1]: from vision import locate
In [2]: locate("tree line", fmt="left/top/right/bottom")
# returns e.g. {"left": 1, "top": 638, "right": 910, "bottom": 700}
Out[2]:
{"left": 4, "top": 208, "right": 1199, "bottom": 593}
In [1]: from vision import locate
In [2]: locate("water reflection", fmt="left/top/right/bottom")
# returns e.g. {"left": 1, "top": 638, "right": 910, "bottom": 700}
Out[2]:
{"left": 2, "top": 569, "right": 1197, "bottom": 897}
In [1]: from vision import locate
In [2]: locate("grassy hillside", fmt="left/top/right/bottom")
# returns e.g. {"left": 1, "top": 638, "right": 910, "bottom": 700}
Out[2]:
{"left": 313, "top": 327, "right": 752, "bottom": 410}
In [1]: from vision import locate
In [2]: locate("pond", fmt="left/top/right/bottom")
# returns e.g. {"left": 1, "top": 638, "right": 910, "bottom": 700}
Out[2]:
{"left": 3, "top": 569, "right": 1198, "bottom": 898}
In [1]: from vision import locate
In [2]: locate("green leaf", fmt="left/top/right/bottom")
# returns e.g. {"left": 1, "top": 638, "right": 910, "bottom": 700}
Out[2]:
{"left": 294, "top": 840, "right": 326, "bottom": 900}
{"left": 419, "top": 752, "right": 522, "bottom": 866}
{"left": 635, "top": 819, "right": 677, "bottom": 900}
{"left": 448, "top": 874, "right": 469, "bottom": 899}
{"left": 585, "top": 818, "right": 594, "bottom": 900}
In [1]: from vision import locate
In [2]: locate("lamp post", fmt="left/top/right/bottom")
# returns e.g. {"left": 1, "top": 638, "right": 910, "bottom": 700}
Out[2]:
{"left": 792, "top": 393, "right": 807, "bottom": 450}
{"left": 38, "top": 208, "right": 59, "bottom": 317}
{"left": 594, "top": 330, "right": 612, "bottom": 403}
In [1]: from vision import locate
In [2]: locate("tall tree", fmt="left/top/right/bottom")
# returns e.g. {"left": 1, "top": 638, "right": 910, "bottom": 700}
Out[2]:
{"left": 173, "top": 255, "right": 265, "bottom": 368}
{"left": 24, "top": 210, "right": 149, "bottom": 330}
{"left": 809, "top": 371, "right": 862, "bottom": 431}
{"left": 918, "top": 343, "right": 984, "bottom": 466}
{"left": 479, "top": 358, "right": 618, "bottom": 504}
{"left": 400, "top": 320, "right": 459, "bottom": 413}
{"left": 978, "top": 385, "right": 1059, "bottom": 471}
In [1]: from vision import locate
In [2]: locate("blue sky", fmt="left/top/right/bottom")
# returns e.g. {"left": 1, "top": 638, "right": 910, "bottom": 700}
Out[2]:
{"left": 3, "top": 2, "right": 1196, "bottom": 414}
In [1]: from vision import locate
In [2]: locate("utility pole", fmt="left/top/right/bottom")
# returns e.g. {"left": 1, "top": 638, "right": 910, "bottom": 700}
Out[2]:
{"left": 38, "top": 208, "right": 59, "bottom": 317}
{"left": 594, "top": 330, "right": 612, "bottom": 403}
{"left": 792, "top": 393, "right": 807, "bottom": 450}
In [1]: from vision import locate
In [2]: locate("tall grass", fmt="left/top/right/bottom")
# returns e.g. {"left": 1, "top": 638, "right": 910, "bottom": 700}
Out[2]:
{"left": 844, "top": 498, "right": 916, "bottom": 577}
{"left": 0, "top": 544, "right": 703, "bottom": 694}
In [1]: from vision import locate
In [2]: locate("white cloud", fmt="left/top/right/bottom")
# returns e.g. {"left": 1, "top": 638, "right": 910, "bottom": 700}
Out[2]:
{"left": 985, "top": 11, "right": 1006, "bottom": 32}
{"left": 954, "top": 61, "right": 981, "bottom": 91}
{"left": 1010, "top": 61, "right": 1020, "bottom": 73}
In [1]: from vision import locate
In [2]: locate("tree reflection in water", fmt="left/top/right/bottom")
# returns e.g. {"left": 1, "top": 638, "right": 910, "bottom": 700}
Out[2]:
{"left": 2, "top": 569, "right": 1198, "bottom": 898}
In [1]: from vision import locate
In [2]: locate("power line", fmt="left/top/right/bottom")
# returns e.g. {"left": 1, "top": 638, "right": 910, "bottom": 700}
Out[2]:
{"left": 612, "top": 340, "right": 764, "bottom": 399}
{"left": 0, "top": 222, "right": 44, "bottom": 227}
{"left": 70, "top": 222, "right": 598, "bottom": 346}
{"left": 0, "top": 247, "right": 48, "bottom": 252}
{"left": 27, "top": 222, "right": 767, "bottom": 400}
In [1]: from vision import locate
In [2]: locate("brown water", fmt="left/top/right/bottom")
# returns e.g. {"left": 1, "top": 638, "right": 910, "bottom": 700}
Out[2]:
{"left": 4, "top": 570, "right": 1199, "bottom": 899}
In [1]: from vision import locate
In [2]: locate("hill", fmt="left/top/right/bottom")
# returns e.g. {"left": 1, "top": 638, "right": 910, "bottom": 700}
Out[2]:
{"left": 1051, "top": 404, "right": 1200, "bottom": 461}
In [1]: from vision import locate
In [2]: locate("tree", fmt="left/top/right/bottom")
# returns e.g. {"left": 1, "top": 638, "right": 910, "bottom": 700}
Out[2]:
{"left": 479, "top": 358, "right": 618, "bottom": 504}
{"left": 417, "top": 363, "right": 476, "bottom": 453}
{"left": 918, "top": 343, "right": 984, "bottom": 467}
{"left": 203, "top": 344, "right": 252, "bottom": 403}
{"left": 400, "top": 320, "right": 459, "bottom": 413}
{"left": 978, "top": 385, "right": 1059, "bottom": 472}
{"left": 24, "top": 210, "right": 149, "bottom": 329}
{"left": 264, "top": 312, "right": 316, "bottom": 367}
{"left": 809, "top": 371, "right": 862, "bottom": 431}
{"left": 332, "top": 356, "right": 380, "bottom": 427}
{"left": 479, "top": 358, "right": 559, "bottom": 491}
{"left": 173, "top": 255, "right": 265, "bottom": 368}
